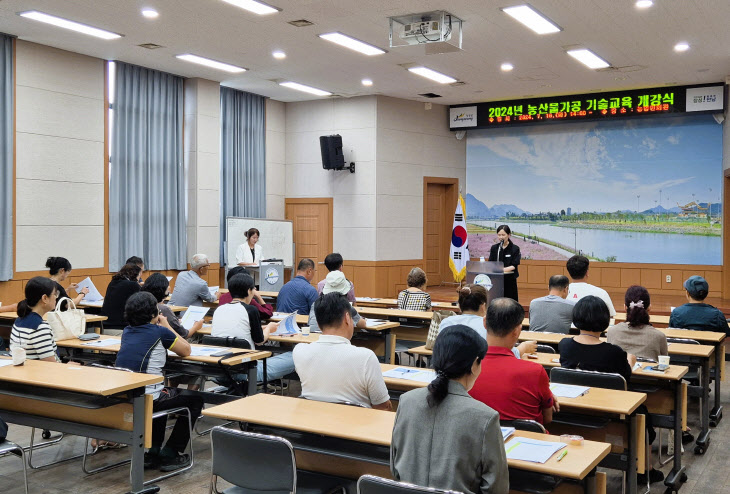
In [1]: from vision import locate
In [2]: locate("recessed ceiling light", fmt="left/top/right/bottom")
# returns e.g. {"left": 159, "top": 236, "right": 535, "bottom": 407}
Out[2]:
{"left": 635, "top": 0, "right": 653, "bottom": 8}
{"left": 674, "top": 41, "right": 690, "bottom": 52}
{"left": 318, "top": 32, "right": 385, "bottom": 56}
{"left": 176, "top": 54, "right": 246, "bottom": 73}
{"left": 18, "top": 11, "right": 122, "bottom": 39}
{"left": 566, "top": 48, "right": 611, "bottom": 69}
{"left": 141, "top": 8, "right": 159, "bottom": 19}
{"left": 279, "top": 81, "right": 332, "bottom": 96}
{"left": 500, "top": 62, "right": 514, "bottom": 72}
{"left": 272, "top": 50, "right": 286, "bottom": 59}
{"left": 408, "top": 66, "right": 457, "bottom": 84}
{"left": 501, "top": 5, "right": 562, "bottom": 34}
{"left": 221, "top": 0, "right": 280, "bottom": 15}
{"left": 361, "top": 78, "right": 373, "bottom": 86}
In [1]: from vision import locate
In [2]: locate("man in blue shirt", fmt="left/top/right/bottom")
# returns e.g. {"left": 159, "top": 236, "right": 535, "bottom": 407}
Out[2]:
{"left": 116, "top": 292, "right": 203, "bottom": 471}
{"left": 669, "top": 275, "right": 729, "bottom": 336}
{"left": 276, "top": 258, "right": 318, "bottom": 315}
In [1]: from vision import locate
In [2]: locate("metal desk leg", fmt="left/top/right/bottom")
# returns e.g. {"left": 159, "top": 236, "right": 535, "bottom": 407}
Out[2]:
{"left": 127, "top": 390, "right": 159, "bottom": 494}
{"left": 664, "top": 380, "right": 687, "bottom": 492}
{"left": 627, "top": 414, "right": 638, "bottom": 494}
{"left": 710, "top": 345, "right": 723, "bottom": 426}
{"left": 695, "top": 357, "right": 711, "bottom": 454}
{"left": 247, "top": 362, "right": 259, "bottom": 396}
{"left": 384, "top": 332, "right": 394, "bottom": 364}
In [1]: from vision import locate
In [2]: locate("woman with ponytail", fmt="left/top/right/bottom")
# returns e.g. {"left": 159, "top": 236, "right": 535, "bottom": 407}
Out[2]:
{"left": 46, "top": 256, "right": 88, "bottom": 311}
{"left": 607, "top": 285, "right": 668, "bottom": 362}
{"left": 391, "top": 325, "right": 508, "bottom": 494}
{"left": 10, "top": 277, "right": 59, "bottom": 362}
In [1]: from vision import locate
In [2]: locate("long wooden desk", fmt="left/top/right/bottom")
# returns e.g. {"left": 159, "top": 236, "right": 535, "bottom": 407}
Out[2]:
{"left": 57, "top": 335, "right": 271, "bottom": 399}
{"left": 0, "top": 357, "right": 161, "bottom": 493}
{"left": 0, "top": 311, "right": 108, "bottom": 324}
{"left": 614, "top": 312, "right": 671, "bottom": 327}
{"left": 355, "top": 297, "right": 459, "bottom": 311}
{"left": 0, "top": 311, "right": 108, "bottom": 341}
{"left": 79, "top": 300, "right": 189, "bottom": 314}
{"left": 204, "top": 394, "right": 610, "bottom": 493}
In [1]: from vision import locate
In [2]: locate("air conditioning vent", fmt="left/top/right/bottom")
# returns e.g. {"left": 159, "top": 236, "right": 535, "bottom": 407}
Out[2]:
{"left": 288, "top": 19, "right": 314, "bottom": 27}
{"left": 419, "top": 93, "right": 442, "bottom": 98}
{"left": 138, "top": 43, "right": 163, "bottom": 49}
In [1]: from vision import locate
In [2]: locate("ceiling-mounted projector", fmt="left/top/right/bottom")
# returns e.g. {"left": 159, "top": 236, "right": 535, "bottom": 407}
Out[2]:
{"left": 389, "top": 11, "right": 463, "bottom": 54}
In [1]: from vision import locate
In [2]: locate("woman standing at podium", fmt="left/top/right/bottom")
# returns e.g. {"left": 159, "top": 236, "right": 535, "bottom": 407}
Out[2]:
{"left": 235, "top": 228, "right": 262, "bottom": 266}
{"left": 488, "top": 224, "right": 521, "bottom": 302}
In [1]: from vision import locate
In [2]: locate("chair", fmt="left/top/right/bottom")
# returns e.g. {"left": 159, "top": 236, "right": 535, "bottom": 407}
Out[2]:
{"left": 536, "top": 344, "right": 555, "bottom": 354}
{"left": 357, "top": 475, "right": 462, "bottom": 494}
{"left": 501, "top": 419, "right": 546, "bottom": 434}
{"left": 0, "top": 440, "right": 28, "bottom": 494}
{"left": 550, "top": 367, "right": 626, "bottom": 390}
{"left": 209, "top": 426, "right": 350, "bottom": 494}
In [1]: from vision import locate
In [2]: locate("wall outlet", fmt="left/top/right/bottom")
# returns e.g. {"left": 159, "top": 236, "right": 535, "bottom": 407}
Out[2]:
{"left": 666, "top": 275, "right": 672, "bottom": 283}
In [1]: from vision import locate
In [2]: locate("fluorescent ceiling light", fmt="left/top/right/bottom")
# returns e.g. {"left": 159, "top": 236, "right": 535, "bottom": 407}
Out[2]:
{"left": 635, "top": 0, "right": 653, "bottom": 8}
{"left": 566, "top": 48, "right": 611, "bottom": 69}
{"left": 221, "top": 0, "right": 280, "bottom": 15}
{"left": 318, "top": 32, "right": 385, "bottom": 56}
{"left": 501, "top": 5, "right": 561, "bottom": 34}
{"left": 141, "top": 8, "right": 159, "bottom": 19}
{"left": 176, "top": 54, "right": 246, "bottom": 73}
{"left": 18, "top": 11, "right": 122, "bottom": 39}
{"left": 674, "top": 41, "right": 690, "bottom": 52}
{"left": 272, "top": 50, "right": 286, "bottom": 59}
{"left": 408, "top": 66, "right": 457, "bottom": 84}
{"left": 361, "top": 78, "right": 373, "bottom": 86}
{"left": 500, "top": 62, "right": 514, "bottom": 72}
{"left": 279, "top": 81, "right": 332, "bottom": 96}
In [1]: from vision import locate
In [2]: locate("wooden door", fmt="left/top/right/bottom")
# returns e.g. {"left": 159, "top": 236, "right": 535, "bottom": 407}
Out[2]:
{"left": 285, "top": 198, "right": 333, "bottom": 285}
{"left": 424, "top": 178, "right": 458, "bottom": 286}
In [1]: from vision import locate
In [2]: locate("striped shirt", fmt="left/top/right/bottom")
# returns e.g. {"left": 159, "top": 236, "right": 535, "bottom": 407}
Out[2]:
{"left": 10, "top": 312, "right": 58, "bottom": 361}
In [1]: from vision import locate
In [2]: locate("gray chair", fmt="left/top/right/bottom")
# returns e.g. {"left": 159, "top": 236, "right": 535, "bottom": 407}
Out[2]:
{"left": 501, "top": 419, "right": 546, "bottom": 434}
{"left": 357, "top": 475, "right": 461, "bottom": 494}
{"left": 536, "top": 344, "right": 555, "bottom": 354}
{"left": 0, "top": 440, "right": 28, "bottom": 494}
{"left": 210, "top": 426, "right": 350, "bottom": 494}
{"left": 550, "top": 367, "right": 626, "bottom": 390}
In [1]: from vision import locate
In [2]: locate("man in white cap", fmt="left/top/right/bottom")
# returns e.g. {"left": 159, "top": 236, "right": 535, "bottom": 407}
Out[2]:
{"left": 307, "top": 271, "right": 367, "bottom": 332}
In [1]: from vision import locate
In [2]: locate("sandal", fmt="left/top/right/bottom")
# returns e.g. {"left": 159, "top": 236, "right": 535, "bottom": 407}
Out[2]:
{"left": 91, "top": 439, "right": 126, "bottom": 451}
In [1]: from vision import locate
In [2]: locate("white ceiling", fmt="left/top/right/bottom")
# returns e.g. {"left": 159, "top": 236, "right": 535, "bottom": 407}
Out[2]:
{"left": 0, "top": 0, "right": 728, "bottom": 105}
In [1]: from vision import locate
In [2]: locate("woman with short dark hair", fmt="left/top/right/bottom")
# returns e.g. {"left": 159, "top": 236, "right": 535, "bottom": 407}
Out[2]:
{"left": 488, "top": 225, "right": 521, "bottom": 302}
{"left": 391, "top": 325, "right": 508, "bottom": 494}
{"left": 142, "top": 273, "right": 203, "bottom": 339}
{"left": 102, "top": 263, "right": 143, "bottom": 330}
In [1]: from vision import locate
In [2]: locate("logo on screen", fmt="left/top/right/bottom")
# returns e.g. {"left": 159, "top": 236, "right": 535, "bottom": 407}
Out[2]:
{"left": 265, "top": 268, "right": 280, "bottom": 285}
{"left": 474, "top": 274, "right": 493, "bottom": 290}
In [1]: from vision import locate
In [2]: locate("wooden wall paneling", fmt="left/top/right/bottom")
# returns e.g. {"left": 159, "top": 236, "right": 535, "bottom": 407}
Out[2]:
{"left": 526, "top": 264, "right": 547, "bottom": 285}
{"left": 662, "top": 269, "right": 684, "bottom": 291}
{"left": 353, "top": 265, "right": 377, "bottom": 297}
{"left": 705, "top": 270, "right": 722, "bottom": 294}
{"left": 0, "top": 280, "right": 22, "bottom": 305}
{"left": 620, "top": 269, "right": 641, "bottom": 288}
{"left": 600, "top": 267, "right": 621, "bottom": 288}
{"left": 640, "top": 269, "right": 662, "bottom": 290}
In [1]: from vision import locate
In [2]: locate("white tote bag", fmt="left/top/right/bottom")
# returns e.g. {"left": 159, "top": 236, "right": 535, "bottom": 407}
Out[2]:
{"left": 47, "top": 297, "right": 86, "bottom": 341}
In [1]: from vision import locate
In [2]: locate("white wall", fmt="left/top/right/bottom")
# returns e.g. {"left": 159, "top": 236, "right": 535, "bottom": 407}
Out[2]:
{"left": 265, "top": 99, "right": 286, "bottom": 219}
{"left": 375, "top": 96, "right": 466, "bottom": 261}
{"left": 284, "top": 96, "right": 378, "bottom": 260}
{"left": 15, "top": 41, "right": 105, "bottom": 271}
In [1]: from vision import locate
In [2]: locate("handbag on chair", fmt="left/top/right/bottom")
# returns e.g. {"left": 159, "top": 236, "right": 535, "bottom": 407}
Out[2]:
{"left": 425, "top": 310, "right": 456, "bottom": 350}
{"left": 47, "top": 297, "right": 86, "bottom": 341}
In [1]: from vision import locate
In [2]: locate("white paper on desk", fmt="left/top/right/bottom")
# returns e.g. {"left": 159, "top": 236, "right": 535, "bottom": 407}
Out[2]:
{"left": 501, "top": 427, "right": 516, "bottom": 441}
{"left": 505, "top": 437, "right": 566, "bottom": 463}
{"left": 0, "top": 359, "right": 14, "bottom": 367}
{"left": 357, "top": 297, "right": 381, "bottom": 302}
{"left": 382, "top": 367, "right": 436, "bottom": 383}
{"left": 365, "top": 319, "right": 387, "bottom": 328}
{"left": 272, "top": 312, "right": 290, "bottom": 319}
{"left": 82, "top": 339, "right": 120, "bottom": 348}
{"left": 208, "top": 286, "right": 219, "bottom": 298}
{"left": 180, "top": 306, "right": 209, "bottom": 330}
{"left": 549, "top": 383, "right": 590, "bottom": 398}
{"left": 189, "top": 346, "right": 226, "bottom": 357}
{"left": 270, "top": 313, "right": 300, "bottom": 336}
{"left": 76, "top": 277, "right": 103, "bottom": 302}
{"left": 82, "top": 299, "right": 104, "bottom": 308}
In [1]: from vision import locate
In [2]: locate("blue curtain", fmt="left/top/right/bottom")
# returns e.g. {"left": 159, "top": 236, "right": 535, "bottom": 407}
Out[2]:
{"left": 109, "top": 62, "right": 186, "bottom": 271}
{"left": 0, "top": 35, "right": 13, "bottom": 281}
{"left": 220, "top": 86, "right": 266, "bottom": 263}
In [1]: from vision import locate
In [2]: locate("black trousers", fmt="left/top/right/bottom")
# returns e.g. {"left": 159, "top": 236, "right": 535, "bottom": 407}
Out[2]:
{"left": 152, "top": 387, "right": 203, "bottom": 453}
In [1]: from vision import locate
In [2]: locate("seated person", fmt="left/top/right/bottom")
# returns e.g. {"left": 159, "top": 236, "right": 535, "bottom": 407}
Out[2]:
{"left": 528, "top": 275, "right": 575, "bottom": 333}
{"left": 566, "top": 255, "right": 616, "bottom": 317}
{"left": 469, "top": 298, "right": 557, "bottom": 425}
{"left": 559, "top": 296, "right": 664, "bottom": 484}
{"left": 316, "top": 253, "right": 355, "bottom": 302}
{"left": 397, "top": 267, "right": 431, "bottom": 311}
{"left": 276, "top": 258, "right": 318, "bottom": 315}
{"left": 391, "top": 325, "right": 508, "bottom": 494}
{"left": 10, "top": 277, "right": 60, "bottom": 362}
{"left": 115, "top": 292, "right": 203, "bottom": 472}
{"left": 169, "top": 253, "right": 219, "bottom": 307}
{"left": 211, "top": 273, "right": 294, "bottom": 383}
{"left": 142, "top": 273, "right": 203, "bottom": 339}
{"left": 440, "top": 286, "right": 536, "bottom": 358}
{"left": 219, "top": 266, "right": 273, "bottom": 319}
{"left": 46, "top": 256, "right": 89, "bottom": 310}
{"left": 102, "top": 263, "right": 142, "bottom": 329}
{"left": 125, "top": 256, "right": 145, "bottom": 284}
{"left": 669, "top": 276, "right": 728, "bottom": 335}
{"left": 309, "top": 271, "right": 368, "bottom": 332}
{"left": 607, "top": 285, "right": 668, "bottom": 362}
{"left": 293, "top": 293, "right": 391, "bottom": 409}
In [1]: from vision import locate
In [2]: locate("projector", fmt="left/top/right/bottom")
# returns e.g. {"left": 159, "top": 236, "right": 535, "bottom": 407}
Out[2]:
{"left": 400, "top": 21, "right": 448, "bottom": 40}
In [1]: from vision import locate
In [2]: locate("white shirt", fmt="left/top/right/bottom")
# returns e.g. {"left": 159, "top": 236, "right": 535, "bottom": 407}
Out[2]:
{"left": 235, "top": 243, "right": 262, "bottom": 265}
{"left": 211, "top": 302, "right": 256, "bottom": 350}
{"left": 293, "top": 334, "right": 390, "bottom": 408}
{"left": 567, "top": 282, "right": 617, "bottom": 316}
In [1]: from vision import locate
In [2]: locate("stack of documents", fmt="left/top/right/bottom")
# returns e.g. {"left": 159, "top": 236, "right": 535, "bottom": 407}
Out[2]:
{"left": 504, "top": 437, "right": 567, "bottom": 463}
{"left": 365, "top": 319, "right": 387, "bottom": 328}
{"left": 82, "top": 339, "right": 120, "bottom": 348}
{"left": 549, "top": 383, "right": 590, "bottom": 398}
{"left": 270, "top": 313, "right": 300, "bottom": 336}
{"left": 356, "top": 297, "right": 381, "bottom": 302}
{"left": 500, "top": 427, "right": 515, "bottom": 440}
{"left": 382, "top": 367, "right": 436, "bottom": 383}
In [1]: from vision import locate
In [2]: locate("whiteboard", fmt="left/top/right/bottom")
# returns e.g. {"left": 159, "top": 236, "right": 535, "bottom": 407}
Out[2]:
{"left": 225, "top": 217, "right": 294, "bottom": 267}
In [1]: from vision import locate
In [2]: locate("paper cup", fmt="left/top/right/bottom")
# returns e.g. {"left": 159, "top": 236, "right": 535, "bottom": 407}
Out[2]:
{"left": 658, "top": 355, "right": 670, "bottom": 367}
{"left": 301, "top": 326, "right": 311, "bottom": 336}
{"left": 11, "top": 346, "right": 26, "bottom": 366}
